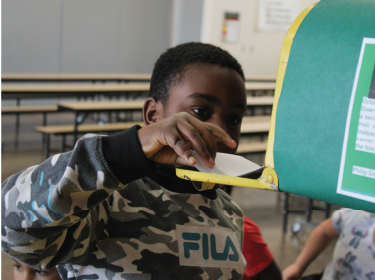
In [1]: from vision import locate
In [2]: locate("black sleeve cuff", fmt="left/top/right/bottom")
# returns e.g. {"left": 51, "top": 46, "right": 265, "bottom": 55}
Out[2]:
{"left": 101, "top": 125, "right": 158, "bottom": 184}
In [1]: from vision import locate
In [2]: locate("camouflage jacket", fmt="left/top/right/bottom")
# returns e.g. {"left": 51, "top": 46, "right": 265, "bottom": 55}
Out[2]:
{"left": 2, "top": 126, "right": 245, "bottom": 280}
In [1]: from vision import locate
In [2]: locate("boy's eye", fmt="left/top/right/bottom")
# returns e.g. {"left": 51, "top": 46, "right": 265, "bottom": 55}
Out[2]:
{"left": 13, "top": 264, "right": 22, "bottom": 271}
{"left": 226, "top": 116, "right": 240, "bottom": 125}
{"left": 192, "top": 108, "right": 209, "bottom": 117}
{"left": 36, "top": 270, "right": 47, "bottom": 276}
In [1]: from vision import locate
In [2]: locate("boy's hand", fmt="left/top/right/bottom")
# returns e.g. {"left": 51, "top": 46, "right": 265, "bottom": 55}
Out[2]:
{"left": 137, "top": 112, "right": 237, "bottom": 167}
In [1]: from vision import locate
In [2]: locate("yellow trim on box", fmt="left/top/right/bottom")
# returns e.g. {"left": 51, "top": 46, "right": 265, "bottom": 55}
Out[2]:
{"left": 264, "top": 3, "right": 317, "bottom": 169}
{"left": 176, "top": 168, "right": 279, "bottom": 191}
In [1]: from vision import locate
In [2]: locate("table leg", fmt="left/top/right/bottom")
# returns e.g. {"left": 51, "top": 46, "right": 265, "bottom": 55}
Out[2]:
{"left": 15, "top": 98, "right": 21, "bottom": 148}
{"left": 282, "top": 193, "right": 290, "bottom": 233}
{"left": 42, "top": 112, "right": 47, "bottom": 143}
{"left": 74, "top": 112, "right": 79, "bottom": 144}
{"left": 61, "top": 135, "right": 66, "bottom": 153}
{"left": 325, "top": 203, "right": 331, "bottom": 218}
{"left": 46, "top": 134, "right": 51, "bottom": 159}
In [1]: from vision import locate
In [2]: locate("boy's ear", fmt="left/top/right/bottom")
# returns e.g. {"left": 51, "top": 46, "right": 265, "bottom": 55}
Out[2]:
{"left": 143, "top": 97, "right": 162, "bottom": 125}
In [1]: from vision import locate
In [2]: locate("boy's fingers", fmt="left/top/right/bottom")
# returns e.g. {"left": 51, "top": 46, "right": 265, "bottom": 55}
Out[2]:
{"left": 176, "top": 122, "right": 215, "bottom": 168}
{"left": 164, "top": 127, "right": 197, "bottom": 165}
{"left": 184, "top": 118, "right": 217, "bottom": 160}
{"left": 175, "top": 156, "right": 196, "bottom": 166}
{"left": 204, "top": 122, "right": 237, "bottom": 148}
{"left": 139, "top": 112, "right": 236, "bottom": 167}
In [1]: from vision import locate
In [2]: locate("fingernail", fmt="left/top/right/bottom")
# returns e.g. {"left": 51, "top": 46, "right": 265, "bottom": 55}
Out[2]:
{"left": 209, "top": 158, "right": 215, "bottom": 166}
{"left": 189, "top": 156, "right": 196, "bottom": 164}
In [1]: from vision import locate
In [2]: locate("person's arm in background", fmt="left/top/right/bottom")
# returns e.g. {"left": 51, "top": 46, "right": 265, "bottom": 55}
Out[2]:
{"left": 242, "top": 217, "right": 282, "bottom": 280}
{"left": 282, "top": 218, "right": 339, "bottom": 280}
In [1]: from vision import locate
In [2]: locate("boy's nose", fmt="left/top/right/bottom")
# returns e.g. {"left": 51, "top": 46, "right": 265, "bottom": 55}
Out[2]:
{"left": 216, "top": 141, "right": 236, "bottom": 154}
{"left": 20, "top": 274, "right": 34, "bottom": 280}
{"left": 209, "top": 117, "right": 227, "bottom": 132}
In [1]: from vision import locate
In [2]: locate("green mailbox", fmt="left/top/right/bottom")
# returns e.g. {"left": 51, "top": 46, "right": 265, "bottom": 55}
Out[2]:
{"left": 269, "top": 0, "right": 375, "bottom": 212}
{"left": 177, "top": 0, "right": 375, "bottom": 213}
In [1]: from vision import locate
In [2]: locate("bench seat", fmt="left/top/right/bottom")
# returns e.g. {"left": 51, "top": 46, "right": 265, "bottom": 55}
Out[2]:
{"left": 1, "top": 105, "right": 58, "bottom": 114}
{"left": 2, "top": 105, "right": 60, "bottom": 143}
{"left": 35, "top": 121, "right": 143, "bottom": 135}
{"left": 35, "top": 121, "right": 143, "bottom": 158}
{"left": 236, "top": 141, "right": 267, "bottom": 154}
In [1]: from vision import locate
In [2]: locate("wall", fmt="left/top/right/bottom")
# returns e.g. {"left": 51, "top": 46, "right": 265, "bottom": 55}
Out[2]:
{"left": 2, "top": 0, "right": 317, "bottom": 75}
{"left": 200, "top": 0, "right": 318, "bottom": 76}
{"left": 2, "top": 1, "right": 62, "bottom": 74}
{"left": 171, "top": 0, "right": 203, "bottom": 46}
{"left": 2, "top": 0, "right": 173, "bottom": 74}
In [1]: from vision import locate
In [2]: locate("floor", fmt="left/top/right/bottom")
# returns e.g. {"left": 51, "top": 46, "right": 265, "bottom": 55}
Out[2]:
{"left": 1, "top": 110, "right": 339, "bottom": 279}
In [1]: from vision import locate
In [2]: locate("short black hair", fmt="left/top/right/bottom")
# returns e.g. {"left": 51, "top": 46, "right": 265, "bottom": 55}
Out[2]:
{"left": 149, "top": 42, "right": 245, "bottom": 105}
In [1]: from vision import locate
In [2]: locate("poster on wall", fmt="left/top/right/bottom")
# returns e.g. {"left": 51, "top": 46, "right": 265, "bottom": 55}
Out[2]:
{"left": 222, "top": 12, "right": 240, "bottom": 43}
{"left": 337, "top": 38, "right": 375, "bottom": 203}
{"left": 258, "top": 0, "right": 300, "bottom": 32}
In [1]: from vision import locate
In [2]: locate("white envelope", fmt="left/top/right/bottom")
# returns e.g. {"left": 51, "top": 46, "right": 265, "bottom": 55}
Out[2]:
{"left": 190, "top": 150, "right": 261, "bottom": 177}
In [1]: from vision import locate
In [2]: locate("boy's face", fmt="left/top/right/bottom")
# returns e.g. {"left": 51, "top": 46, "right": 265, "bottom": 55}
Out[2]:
{"left": 13, "top": 259, "right": 61, "bottom": 280}
{"left": 159, "top": 63, "right": 246, "bottom": 154}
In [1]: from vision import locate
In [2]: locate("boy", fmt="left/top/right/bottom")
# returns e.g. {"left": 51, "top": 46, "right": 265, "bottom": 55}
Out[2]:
{"left": 2, "top": 42, "right": 247, "bottom": 279}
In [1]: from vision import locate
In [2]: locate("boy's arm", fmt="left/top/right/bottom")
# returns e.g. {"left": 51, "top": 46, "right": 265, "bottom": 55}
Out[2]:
{"left": 282, "top": 218, "right": 339, "bottom": 280}
{"left": 2, "top": 114, "right": 235, "bottom": 270}
{"left": 2, "top": 126, "right": 158, "bottom": 270}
